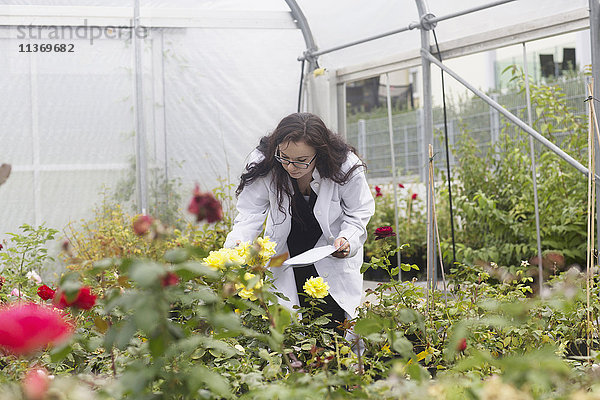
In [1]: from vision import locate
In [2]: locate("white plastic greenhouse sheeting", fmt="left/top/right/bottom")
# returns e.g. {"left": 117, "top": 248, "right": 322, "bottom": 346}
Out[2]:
{"left": 0, "top": 0, "right": 591, "bottom": 240}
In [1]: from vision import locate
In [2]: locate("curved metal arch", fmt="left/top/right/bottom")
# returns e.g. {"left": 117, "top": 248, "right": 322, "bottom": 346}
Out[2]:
{"left": 283, "top": 0, "right": 318, "bottom": 68}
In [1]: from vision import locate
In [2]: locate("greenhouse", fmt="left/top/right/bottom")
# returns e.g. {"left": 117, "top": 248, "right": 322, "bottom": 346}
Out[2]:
{"left": 1, "top": 0, "right": 600, "bottom": 398}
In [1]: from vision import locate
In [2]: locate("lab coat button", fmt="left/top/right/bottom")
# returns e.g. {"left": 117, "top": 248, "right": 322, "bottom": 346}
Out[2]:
{"left": 328, "top": 236, "right": 334, "bottom": 241}
{"left": 314, "top": 182, "right": 320, "bottom": 187}
{"left": 316, "top": 211, "right": 321, "bottom": 216}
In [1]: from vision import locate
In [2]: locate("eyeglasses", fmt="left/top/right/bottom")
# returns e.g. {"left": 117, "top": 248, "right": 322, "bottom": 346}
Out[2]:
{"left": 274, "top": 153, "right": 316, "bottom": 169}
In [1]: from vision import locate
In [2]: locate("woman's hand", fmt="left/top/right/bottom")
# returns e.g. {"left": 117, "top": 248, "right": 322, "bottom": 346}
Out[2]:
{"left": 332, "top": 237, "right": 350, "bottom": 258}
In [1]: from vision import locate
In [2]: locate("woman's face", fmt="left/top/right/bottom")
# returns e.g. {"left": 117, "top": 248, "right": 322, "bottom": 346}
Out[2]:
{"left": 276, "top": 140, "right": 317, "bottom": 180}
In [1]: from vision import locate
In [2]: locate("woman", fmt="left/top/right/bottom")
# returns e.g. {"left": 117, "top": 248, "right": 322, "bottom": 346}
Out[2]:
{"left": 224, "top": 113, "right": 375, "bottom": 327}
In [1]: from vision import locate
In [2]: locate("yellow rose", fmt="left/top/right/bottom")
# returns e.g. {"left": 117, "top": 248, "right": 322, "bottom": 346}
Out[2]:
{"left": 303, "top": 276, "right": 329, "bottom": 299}
{"left": 203, "top": 247, "right": 245, "bottom": 270}
{"left": 241, "top": 237, "right": 278, "bottom": 267}
{"left": 237, "top": 287, "right": 258, "bottom": 301}
{"left": 235, "top": 272, "right": 263, "bottom": 301}
{"left": 235, "top": 241, "right": 251, "bottom": 259}
{"left": 256, "top": 236, "right": 277, "bottom": 258}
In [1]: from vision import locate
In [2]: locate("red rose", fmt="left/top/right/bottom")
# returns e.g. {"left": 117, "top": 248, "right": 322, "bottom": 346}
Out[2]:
{"left": 0, "top": 302, "right": 73, "bottom": 356}
{"left": 37, "top": 285, "right": 55, "bottom": 301}
{"left": 73, "top": 287, "right": 96, "bottom": 310}
{"left": 0, "top": 243, "right": 3, "bottom": 251}
{"left": 411, "top": 193, "right": 418, "bottom": 200}
{"left": 55, "top": 287, "right": 96, "bottom": 310}
{"left": 188, "top": 185, "right": 223, "bottom": 223}
{"left": 133, "top": 215, "right": 154, "bottom": 236}
{"left": 161, "top": 271, "right": 179, "bottom": 287}
{"left": 457, "top": 338, "right": 467, "bottom": 352}
{"left": 374, "top": 226, "right": 396, "bottom": 240}
{"left": 398, "top": 183, "right": 405, "bottom": 188}
{"left": 375, "top": 186, "right": 382, "bottom": 198}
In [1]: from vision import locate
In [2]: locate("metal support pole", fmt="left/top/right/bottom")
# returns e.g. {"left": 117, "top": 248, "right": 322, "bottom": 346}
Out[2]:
{"left": 425, "top": 0, "right": 516, "bottom": 26}
{"left": 298, "top": 0, "right": 516, "bottom": 61}
{"left": 590, "top": 0, "right": 600, "bottom": 260}
{"left": 385, "top": 74, "right": 402, "bottom": 279}
{"left": 285, "top": 0, "right": 318, "bottom": 72}
{"left": 160, "top": 29, "right": 169, "bottom": 209}
{"left": 358, "top": 119, "right": 367, "bottom": 158}
{"left": 404, "top": 125, "right": 409, "bottom": 173}
{"left": 416, "top": 109, "right": 425, "bottom": 182}
{"left": 133, "top": 0, "right": 148, "bottom": 213}
{"left": 415, "top": 0, "right": 436, "bottom": 290}
{"left": 523, "top": 43, "right": 544, "bottom": 295}
{"left": 30, "top": 52, "right": 41, "bottom": 226}
{"left": 422, "top": 49, "right": 599, "bottom": 181}
{"left": 490, "top": 93, "right": 500, "bottom": 147}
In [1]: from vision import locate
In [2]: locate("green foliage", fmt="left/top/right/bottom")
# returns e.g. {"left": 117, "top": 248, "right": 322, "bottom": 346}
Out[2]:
{"left": 0, "top": 223, "right": 58, "bottom": 300}
{"left": 62, "top": 197, "right": 229, "bottom": 270}
{"left": 2, "top": 217, "right": 600, "bottom": 398}
{"left": 438, "top": 67, "right": 589, "bottom": 268}
{"left": 364, "top": 184, "right": 426, "bottom": 264}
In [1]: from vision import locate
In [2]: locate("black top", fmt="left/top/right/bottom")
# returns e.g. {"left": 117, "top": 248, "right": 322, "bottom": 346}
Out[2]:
{"left": 286, "top": 178, "right": 322, "bottom": 257}
{"left": 286, "top": 179, "right": 346, "bottom": 331}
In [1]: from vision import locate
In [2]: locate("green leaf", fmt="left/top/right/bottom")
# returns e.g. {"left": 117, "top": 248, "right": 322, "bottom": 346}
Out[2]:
{"left": 188, "top": 366, "right": 231, "bottom": 398}
{"left": 354, "top": 317, "right": 384, "bottom": 336}
{"left": 406, "top": 363, "right": 429, "bottom": 382}
{"left": 60, "top": 280, "right": 81, "bottom": 303}
{"left": 211, "top": 313, "right": 243, "bottom": 332}
{"left": 134, "top": 304, "right": 160, "bottom": 333}
{"left": 392, "top": 336, "right": 414, "bottom": 358}
{"left": 360, "top": 263, "right": 371, "bottom": 273}
{"left": 312, "top": 315, "right": 330, "bottom": 326}
{"left": 269, "top": 304, "right": 291, "bottom": 333}
{"left": 175, "top": 262, "right": 220, "bottom": 281}
{"left": 164, "top": 248, "right": 191, "bottom": 264}
{"left": 91, "top": 258, "right": 116, "bottom": 273}
{"left": 129, "top": 261, "right": 164, "bottom": 288}
{"left": 50, "top": 343, "right": 72, "bottom": 363}
{"left": 105, "top": 319, "right": 137, "bottom": 351}
{"left": 149, "top": 332, "right": 167, "bottom": 357}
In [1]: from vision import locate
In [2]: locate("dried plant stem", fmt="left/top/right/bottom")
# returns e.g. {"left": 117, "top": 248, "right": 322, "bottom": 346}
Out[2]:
{"left": 426, "top": 145, "right": 433, "bottom": 316}
{"left": 355, "top": 337, "right": 364, "bottom": 375}
{"left": 586, "top": 80, "right": 596, "bottom": 359}
{"left": 431, "top": 187, "right": 449, "bottom": 308}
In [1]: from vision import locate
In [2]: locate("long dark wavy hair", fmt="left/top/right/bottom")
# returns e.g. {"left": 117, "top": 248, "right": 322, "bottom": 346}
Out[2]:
{"left": 236, "top": 112, "right": 366, "bottom": 215}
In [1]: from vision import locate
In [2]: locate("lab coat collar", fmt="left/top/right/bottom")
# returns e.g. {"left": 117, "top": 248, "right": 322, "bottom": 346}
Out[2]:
{"left": 311, "top": 167, "right": 321, "bottom": 181}
{"left": 310, "top": 168, "right": 322, "bottom": 193}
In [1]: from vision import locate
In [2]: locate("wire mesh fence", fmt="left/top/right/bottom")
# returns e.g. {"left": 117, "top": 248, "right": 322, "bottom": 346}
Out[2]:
{"left": 346, "top": 77, "right": 589, "bottom": 181}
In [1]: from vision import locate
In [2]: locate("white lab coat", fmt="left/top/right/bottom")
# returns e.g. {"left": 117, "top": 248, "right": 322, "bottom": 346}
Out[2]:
{"left": 224, "top": 150, "right": 375, "bottom": 318}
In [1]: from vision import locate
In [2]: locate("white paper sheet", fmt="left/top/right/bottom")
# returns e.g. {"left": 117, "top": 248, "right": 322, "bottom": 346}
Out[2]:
{"left": 282, "top": 245, "right": 338, "bottom": 267}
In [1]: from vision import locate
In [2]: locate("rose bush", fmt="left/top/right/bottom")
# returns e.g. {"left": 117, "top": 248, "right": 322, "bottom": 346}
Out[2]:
{"left": 2, "top": 215, "right": 600, "bottom": 399}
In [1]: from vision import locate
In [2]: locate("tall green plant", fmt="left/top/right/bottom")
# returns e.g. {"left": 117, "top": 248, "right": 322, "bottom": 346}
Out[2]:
{"left": 0, "top": 223, "right": 58, "bottom": 299}
{"left": 438, "top": 68, "right": 589, "bottom": 268}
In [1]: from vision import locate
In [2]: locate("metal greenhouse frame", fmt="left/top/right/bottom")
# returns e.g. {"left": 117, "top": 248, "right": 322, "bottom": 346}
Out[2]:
{"left": 0, "top": 1, "right": 597, "bottom": 292}
{"left": 288, "top": 0, "right": 600, "bottom": 289}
